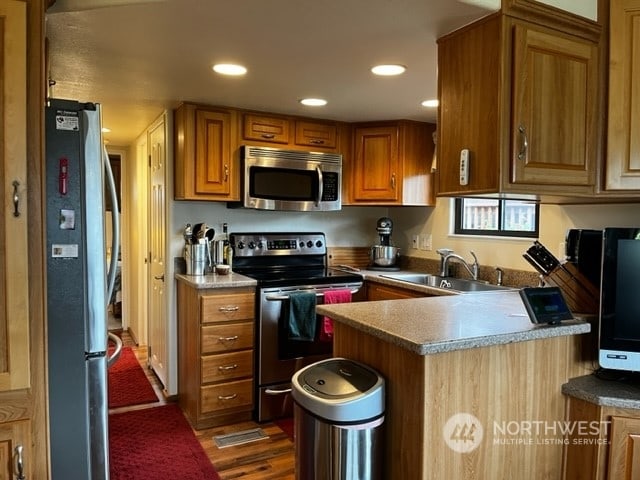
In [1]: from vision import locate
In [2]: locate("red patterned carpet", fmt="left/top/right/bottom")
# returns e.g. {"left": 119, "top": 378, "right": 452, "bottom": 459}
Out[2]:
{"left": 109, "top": 403, "right": 220, "bottom": 480}
{"left": 108, "top": 347, "right": 158, "bottom": 408}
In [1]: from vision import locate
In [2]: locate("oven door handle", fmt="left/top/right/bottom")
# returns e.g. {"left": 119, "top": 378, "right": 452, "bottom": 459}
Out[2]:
{"left": 265, "top": 288, "right": 360, "bottom": 302}
{"left": 265, "top": 387, "right": 293, "bottom": 395}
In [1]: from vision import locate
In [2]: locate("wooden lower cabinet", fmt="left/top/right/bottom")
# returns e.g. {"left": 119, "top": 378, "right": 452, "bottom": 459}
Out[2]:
{"left": 366, "top": 281, "right": 430, "bottom": 300}
{"left": 563, "top": 397, "right": 640, "bottom": 480}
{"left": 177, "top": 282, "right": 255, "bottom": 429}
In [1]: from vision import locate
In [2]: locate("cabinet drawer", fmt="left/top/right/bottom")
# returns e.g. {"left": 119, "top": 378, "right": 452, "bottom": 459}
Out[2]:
{"left": 201, "top": 322, "right": 254, "bottom": 354}
{"left": 201, "top": 379, "right": 253, "bottom": 414}
{"left": 201, "top": 350, "right": 253, "bottom": 384}
{"left": 295, "top": 121, "right": 337, "bottom": 148}
{"left": 201, "top": 292, "right": 254, "bottom": 323}
{"left": 243, "top": 114, "right": 290, "bottom": 144}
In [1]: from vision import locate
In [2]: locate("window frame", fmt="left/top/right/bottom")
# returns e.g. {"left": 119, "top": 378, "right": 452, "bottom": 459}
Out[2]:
{"left": 453, "top": 198, "right": 540, "bottom": 238}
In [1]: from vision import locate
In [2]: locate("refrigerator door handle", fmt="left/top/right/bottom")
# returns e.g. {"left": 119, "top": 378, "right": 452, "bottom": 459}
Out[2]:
{"left": 104, "top": 145, "right": 120, "bottom": 305}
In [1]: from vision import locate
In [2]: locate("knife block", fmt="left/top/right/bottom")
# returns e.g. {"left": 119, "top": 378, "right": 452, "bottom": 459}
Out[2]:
{"left": 544, "top": 262, "right": 599, "bottom": 314}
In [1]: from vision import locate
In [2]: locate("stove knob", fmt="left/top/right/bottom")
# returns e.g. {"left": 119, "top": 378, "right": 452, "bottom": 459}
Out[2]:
{"left": 248, "top": 241, "right": 256, "bottom": 249}
{"left": 237, "top": 241, "right": 245, "bottom": 250}
{"left": 315, "top": 240, "right": 323, "bottom": 248}
{"left": 306, "top": 240, "right": 314, "bottom": 248}
{"left": 299, "top": 241, "right": 305, "bottom": 248}
{"left": 256, "top": 241, "right": 264, "bottom": 249}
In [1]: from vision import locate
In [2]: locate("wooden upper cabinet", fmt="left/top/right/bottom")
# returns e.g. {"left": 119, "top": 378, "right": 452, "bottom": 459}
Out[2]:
{"left": 242, "top": 113, "right": 290, "bottom": 144}
{"left": 350, "top": 121, "right": 435, "bottom": 205}
{"left": 241, "top": 112, "right": 340, "bottom": 151}
{"left": 0, "top": 1, "right": 36, "bottom": 477}
{"left": 437, "top": 11, "right": 600, "bottom": 198}
{"left": 174, "top": 103, "right": 239, "bottom": 201}
{"left": 605, "top": 0, "right": 640, "bottom": 192}
{"left": 295, "top": 121, "right": 337, "bottom": 149}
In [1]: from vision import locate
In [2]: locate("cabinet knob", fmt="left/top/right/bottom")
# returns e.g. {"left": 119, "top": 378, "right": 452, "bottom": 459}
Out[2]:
{"left": 391, "top": 173, "right": 396, "bottom": 189}
{"left": 218, "top": 305, "right": 240, "bottom": 312}
{"left": 218, "top": 364, "right": 238, "bottom": 371}
{"left": 261, "top": 133, "right": 275, "bottom": 139}
{"left": 14, "top": 445, "right": 25, "bottom": 480}
{"left": 219, "top": 335, "right": 239, "bottom": 342}
{"left": 218, "top": 393, "right": 238, "bottom": 400}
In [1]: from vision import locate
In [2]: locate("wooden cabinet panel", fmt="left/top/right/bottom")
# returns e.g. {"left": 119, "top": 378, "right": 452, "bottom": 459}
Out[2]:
{"left": 201, "top": 350, "right": 253, "bottom": 384}
{"left": 605, "top": 0, "right": 640, "bottom": 191}
{"left": 0, "top": 420, "right": 30, "bottom": 480}
{"left": 201, "top": 292, "right": 255, "bottom": 323}
{"left": 352, "top": 125, "right": 400, "bottom": 202}
{"left": 295, "top": 121, "right": 337, "bottom": 148}
{"left": 437, "top": 11, "right": 600, "bottom": 199}
{"left": 242, "top": 113, "right": 290, "bottom": 144}
{"left": 366, "top": 282, "right": 428, "bottom": 300}
{"left": 201, "top": 322, "right": 254, "bottom": 354}
{"left": 511, "top": 23, "right": 597, "bottom": 187}
{"left": 200, "top": 379, "right": 253, "bottom": 414}
{"left": 174, "top": 103, "right": 238, "bottom": 201}
{"left": 609, "top": 415, "right": 640, "bottom": 480}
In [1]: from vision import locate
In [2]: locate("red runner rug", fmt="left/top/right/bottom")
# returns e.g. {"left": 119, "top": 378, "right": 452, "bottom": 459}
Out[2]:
{"left": 109, "top": 403, "right": 220, "bottom": 480}
{"left": 108, "top": 346, "right": 158, "bottom": 408}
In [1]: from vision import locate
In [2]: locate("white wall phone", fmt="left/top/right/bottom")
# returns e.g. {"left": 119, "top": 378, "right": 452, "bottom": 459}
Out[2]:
{"left": 459, "top": 149, "right": 469, "bottom": 185}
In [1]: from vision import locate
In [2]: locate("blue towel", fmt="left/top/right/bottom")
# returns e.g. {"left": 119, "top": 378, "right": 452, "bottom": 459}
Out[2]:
{"left": 287, "top": 292, "right": 317, "bottom": 341}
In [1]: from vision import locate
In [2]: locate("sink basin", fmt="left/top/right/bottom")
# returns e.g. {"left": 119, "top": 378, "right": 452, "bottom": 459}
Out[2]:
{"left": 380, "top": 274, "right": 515, "bottom": 293}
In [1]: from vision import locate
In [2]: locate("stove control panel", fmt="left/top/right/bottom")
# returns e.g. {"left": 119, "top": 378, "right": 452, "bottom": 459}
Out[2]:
{"left": 230, "top": 232, "right": 326, "bottom": 257}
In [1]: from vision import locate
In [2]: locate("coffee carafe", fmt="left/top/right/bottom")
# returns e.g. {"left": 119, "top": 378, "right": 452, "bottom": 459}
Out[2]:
{"left": 369, "top": 217, "right": 400, "bottom": 270}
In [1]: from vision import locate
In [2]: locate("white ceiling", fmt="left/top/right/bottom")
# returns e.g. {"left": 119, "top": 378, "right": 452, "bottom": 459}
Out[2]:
{"left": 45, "top": 0, "right": 497, "bottom": 146}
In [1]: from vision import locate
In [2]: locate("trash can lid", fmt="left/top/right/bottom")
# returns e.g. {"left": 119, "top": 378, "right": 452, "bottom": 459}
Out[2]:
{"left": 292, "top": 357, "right": 385, "bottom": 423}
{"left": 300, "top": 358, "right": 378, "bottom": 398}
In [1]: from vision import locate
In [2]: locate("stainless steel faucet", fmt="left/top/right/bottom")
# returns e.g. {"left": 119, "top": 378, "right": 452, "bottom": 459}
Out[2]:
{"left": 437, "top": 249, "right": 479, "bottom": 280}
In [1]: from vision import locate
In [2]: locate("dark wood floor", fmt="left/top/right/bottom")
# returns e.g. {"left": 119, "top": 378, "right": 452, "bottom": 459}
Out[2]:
{"left": 112, "top": 330, "right": 295, "bottom": 479}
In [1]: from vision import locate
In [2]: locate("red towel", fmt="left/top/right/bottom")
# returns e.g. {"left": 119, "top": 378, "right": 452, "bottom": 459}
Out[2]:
{"left": 320, "top": 289, "right": 352, "bottom": 341}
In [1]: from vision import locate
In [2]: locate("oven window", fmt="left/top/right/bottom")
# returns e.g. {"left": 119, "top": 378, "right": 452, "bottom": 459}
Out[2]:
{"left": 250, "top": 166, "right": 318, "bottom": 201}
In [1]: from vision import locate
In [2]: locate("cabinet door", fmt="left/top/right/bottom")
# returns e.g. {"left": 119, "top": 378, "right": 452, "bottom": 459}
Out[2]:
{"left": 608, "top": 415, "right": 640, "bottom": 480}
{"left": 295, "top": 121, "right": 337, "bottom": 149}
{"left": 242, "top": 113, "right": 290, "bottom": 144}
{"left": 195, "top": 109, "right": 233, "bottom": 196}
{"left": 511, "top": 23, "right": 597, "bottom": 187}
{"left": 605, "top": 0, "right": 640, "bottom": 191}
{"left": 0, "top": 420, "right": 31, "bottom": 480}
{"left": 352, "top": 126, "right": 400, "bottom": 202}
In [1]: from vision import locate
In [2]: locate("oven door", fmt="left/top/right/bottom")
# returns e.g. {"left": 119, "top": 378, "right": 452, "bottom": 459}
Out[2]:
{"left": 256, "top": 283, "right": 361, "bottom": 421}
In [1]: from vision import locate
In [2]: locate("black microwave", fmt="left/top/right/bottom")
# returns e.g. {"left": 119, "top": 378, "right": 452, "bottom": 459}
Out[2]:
{"left": 235, "top": 146, "right": 342, "bottom": 212}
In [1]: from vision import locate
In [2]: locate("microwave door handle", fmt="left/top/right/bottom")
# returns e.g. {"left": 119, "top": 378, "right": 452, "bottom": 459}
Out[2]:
{"left": 316, "top": 166, "right": 323, "bottom": 207}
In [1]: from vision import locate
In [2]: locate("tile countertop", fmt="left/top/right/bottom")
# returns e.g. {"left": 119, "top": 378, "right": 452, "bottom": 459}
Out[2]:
{"left": 175, "top": 272, "right": 257, "bottom": 289}
{"left": 317, "top": 290, "right": 591, "bottom": 356}
{"left": 562, "top": 374, "right": 640, "bottom": 410}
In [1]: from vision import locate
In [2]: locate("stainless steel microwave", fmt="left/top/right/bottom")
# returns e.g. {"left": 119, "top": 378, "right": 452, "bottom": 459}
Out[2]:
{"left": 237, "top": 146, "right": 342, "bottom": 211}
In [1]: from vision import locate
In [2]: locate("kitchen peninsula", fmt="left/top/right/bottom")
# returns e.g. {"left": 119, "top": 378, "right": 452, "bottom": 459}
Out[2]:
{"left": 317, "top": 291, "right": 592, "bottom": 480}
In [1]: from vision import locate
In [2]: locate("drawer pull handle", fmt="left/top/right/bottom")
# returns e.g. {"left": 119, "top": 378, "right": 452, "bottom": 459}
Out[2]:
{"left": 310, "top": 139, "right": 325, "bottom": 144}
{"left": 219, "top": 335, "right": 239, "bottom": 342}
{"left": 218, "top": 306, "right": 240, "bottom": 312}
{"left": 218, "top": 393, "right": 238, "bottom": 400}
{"left": 218, "top": 364, "right": 238, "bottom": 371}
{"left": 261, "top": 133, "right": 275, "bottom": 139}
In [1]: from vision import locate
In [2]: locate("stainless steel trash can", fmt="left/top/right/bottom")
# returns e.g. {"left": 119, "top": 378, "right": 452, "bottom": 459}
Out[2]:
{"left": 291, "top": 357, "right": 385, "bottom": 480}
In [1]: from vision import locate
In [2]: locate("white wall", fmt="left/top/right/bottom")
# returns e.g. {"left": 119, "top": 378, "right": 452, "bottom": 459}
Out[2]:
{"left": 392, "top": 199, "right": 640, "bottom": 271}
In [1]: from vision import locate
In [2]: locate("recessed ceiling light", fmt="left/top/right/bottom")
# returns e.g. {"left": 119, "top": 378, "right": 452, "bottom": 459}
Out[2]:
{"left": 299, "top": 98, "right": 327, "bottom": 107}
{"left": 421, "top": 99, "right": 439, "bottom": 108}
{"left": 212, "top": 63, "right": 247, "bottom": 76}
{"left": 371, "top": 64, "right": 406, "bottom": 76}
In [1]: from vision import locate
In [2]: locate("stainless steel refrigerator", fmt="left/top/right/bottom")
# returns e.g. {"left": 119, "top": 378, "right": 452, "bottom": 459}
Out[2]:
{"left": 45, "top": 99, "right": 120, "bottom": 479}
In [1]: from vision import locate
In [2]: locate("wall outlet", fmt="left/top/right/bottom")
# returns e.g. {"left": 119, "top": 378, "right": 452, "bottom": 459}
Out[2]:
{"left": 420, "top": 234, "right": 432, "bottom": 251}
{"left": 412, "top": 235, "right": 419, "bottom": 249}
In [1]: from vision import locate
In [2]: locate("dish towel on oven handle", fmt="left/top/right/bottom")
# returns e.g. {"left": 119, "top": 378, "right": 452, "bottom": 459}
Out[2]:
{"left": 320, "top": 289, "right": 352, "bottom": 342}
{"left": 287, "top": 292, "right": 318, "bottom": 341}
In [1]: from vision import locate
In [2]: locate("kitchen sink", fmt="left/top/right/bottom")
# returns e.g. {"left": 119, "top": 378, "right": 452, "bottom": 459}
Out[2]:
{"left": 380, "top": 274, "right": 516, "bottom": 293}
